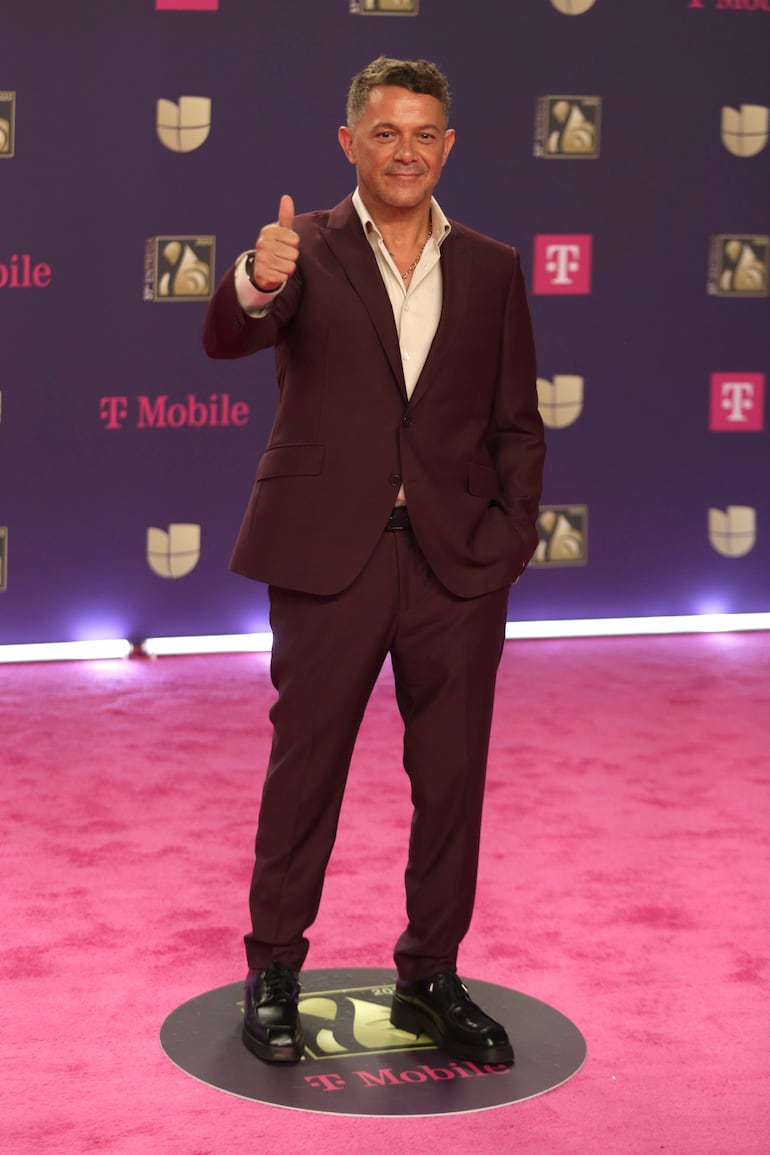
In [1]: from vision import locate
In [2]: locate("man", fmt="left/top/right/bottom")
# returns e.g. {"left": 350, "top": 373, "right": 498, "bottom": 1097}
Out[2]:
{"left": 202, "top": 56, "right": 545, "bottom": 1067}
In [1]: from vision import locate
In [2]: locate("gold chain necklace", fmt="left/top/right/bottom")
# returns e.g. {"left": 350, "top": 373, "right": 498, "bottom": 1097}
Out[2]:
{"left": 394, "top": 219, "right": 433, "bottom": 281}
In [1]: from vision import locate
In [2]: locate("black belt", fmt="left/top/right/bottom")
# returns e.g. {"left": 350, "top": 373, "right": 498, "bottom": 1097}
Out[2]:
{"left": 386, "top": 506, "right": 411, "bottom": 531}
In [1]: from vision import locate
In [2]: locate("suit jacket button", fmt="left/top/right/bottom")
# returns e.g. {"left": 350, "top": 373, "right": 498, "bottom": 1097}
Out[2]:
{"left": 388, "top": 473, "right": 402, "bottom": 487}
{"left": 402, "top": 414, "right": 413, "bottom": 427}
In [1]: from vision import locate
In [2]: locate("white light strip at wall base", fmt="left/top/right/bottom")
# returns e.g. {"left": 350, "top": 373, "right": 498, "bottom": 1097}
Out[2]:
{"left": 143, "top": 632, "right": 274, "bottom": 657}
{"left": 504, "top": 612, "right": 770, "bottom": 640}
{"left": 2, "top": 615, "right": 768, "bottom": 665}
{"left": 142, "top": 612, "right": 770, "bottom": 658}
{"left": 0, "top": 639, "right": 133, "bottom": 664}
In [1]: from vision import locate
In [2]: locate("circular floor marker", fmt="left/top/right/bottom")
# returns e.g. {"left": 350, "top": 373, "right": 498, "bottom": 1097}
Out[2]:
{"left": 160, "top": 967, "right": 586, "bottom": 1116}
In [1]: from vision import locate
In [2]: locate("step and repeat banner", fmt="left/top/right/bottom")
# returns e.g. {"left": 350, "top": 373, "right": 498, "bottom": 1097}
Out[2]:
{"left": 1, "top": 0, "right": 768, "bottom": 645}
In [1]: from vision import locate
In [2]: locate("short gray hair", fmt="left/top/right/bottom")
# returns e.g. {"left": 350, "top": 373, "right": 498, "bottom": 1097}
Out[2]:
{"left": 346, "top": 56, "right": 451, "bottom": 128}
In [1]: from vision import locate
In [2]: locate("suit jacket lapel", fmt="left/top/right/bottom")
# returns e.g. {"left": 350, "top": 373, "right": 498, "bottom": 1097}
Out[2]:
{"left": 323, "top": 197, "right": 407, "bottom": 396}
{"left": 410, "top": 228, "right": 470, "bottom": 405}
{"left": 321, "top": 199, "right": 472, "bottom": 405}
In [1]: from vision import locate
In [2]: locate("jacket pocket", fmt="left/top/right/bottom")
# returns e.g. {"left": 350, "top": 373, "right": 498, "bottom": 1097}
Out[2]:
{"left": 256, "top": 443, "right": 325, "bottom": 480}
{"left": 467, "top": 461, "right": 502, "bottom": 503}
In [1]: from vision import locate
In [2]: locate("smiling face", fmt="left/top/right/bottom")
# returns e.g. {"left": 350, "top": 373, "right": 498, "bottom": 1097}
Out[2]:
{"left": 338, "top": 85, "right": 455, "bottom": 221}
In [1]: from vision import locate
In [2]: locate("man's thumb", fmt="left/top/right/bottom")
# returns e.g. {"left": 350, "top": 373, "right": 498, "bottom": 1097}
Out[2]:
{"left": 278, "top": 194, "right": 295, "bottom": 230}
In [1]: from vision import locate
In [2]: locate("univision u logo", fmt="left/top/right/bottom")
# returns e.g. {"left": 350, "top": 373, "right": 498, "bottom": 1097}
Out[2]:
{"left": 157, "top": 97, "right": 212, "bottom": 153}
{"left": 708, "top": 507, "right": 756, "bottom": 558}
{"left": 147, "top": 524, "right": 201, "bottom": 578}
{"left": 721, "top": 105, "right": 769, "bottom": 158}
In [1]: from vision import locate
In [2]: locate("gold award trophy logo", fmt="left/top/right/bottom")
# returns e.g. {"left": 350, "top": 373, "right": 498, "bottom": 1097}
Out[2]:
{"left": 708, "top": 506, "right": 756, "bottom": 558}
{"left": 549, "top": 0, "right": 597, "bottom": 14}
{"left": 144, "top": 236, "right": 215, "bottom": 301}
{"left": 537, "top": 375, "right": 584, "bottom": 428}
{"left": 0, "top": 526, "right": 7, "bottom": 591}
{"left": 708, "top": 236, "right": 768, "bottom": 297}
{"left": 721, "top": 105, "right": 769, "bottom": 158}
{"left": 297, "top": 982, "right": 432, "bottom": 1062}
{"left": 350, "top": 0, "right": 419, "bottom": 14}
{"left": 157, "top": 96, "right": 212, "bottom": 153}
{"left": 532, "top": 506, "right": 588, "bottom": 566}
{"left": 147, "top": 524, "right": 201, "bottom": 578}
{"left": 535, "top": 97, "right": 601, "bottom": 158}
{"left": 0, "top": 91, "right": 16, "bottom": 157}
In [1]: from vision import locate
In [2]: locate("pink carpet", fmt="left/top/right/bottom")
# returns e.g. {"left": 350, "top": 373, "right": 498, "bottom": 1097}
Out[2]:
{"left": 2, "top": 633, "right": 769, "bottom": 1153}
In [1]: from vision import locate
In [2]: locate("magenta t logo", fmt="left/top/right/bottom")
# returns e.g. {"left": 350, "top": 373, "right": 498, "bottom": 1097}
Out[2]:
{"left": 533, "top": 235, "right": 592, "bottom": 294}
{"left": 710, "top": 373, "right": 765, "bottom": 431}
{"left": 155, "top": 1, "right": 218, "bottom": 10}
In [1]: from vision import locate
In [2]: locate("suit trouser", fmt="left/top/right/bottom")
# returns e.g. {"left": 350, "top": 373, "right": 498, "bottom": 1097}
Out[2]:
{"left": 244, "top": 525, "right": 510, "bottom": 981}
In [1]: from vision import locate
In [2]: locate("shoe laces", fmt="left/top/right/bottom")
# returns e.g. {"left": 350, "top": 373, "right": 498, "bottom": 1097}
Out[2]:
{"left": 430, "top": 970, "right": 471, "bottom": 1003}
{"left": 263, "top": 961, "right": 299, "bottom": 1000}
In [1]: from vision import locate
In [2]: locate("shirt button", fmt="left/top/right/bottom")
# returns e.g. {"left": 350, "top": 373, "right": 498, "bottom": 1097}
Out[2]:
{"left": 388, "top": 473, "right": 402, "bottom": 488}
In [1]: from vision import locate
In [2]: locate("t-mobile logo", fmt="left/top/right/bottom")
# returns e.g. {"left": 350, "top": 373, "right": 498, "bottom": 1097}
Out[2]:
{"left": 546, "top": 244, "right": 581, "bottom": 283}
{"left": 534, "top": 235, "right": 592, "bottom": 294}
{"left": 710, "top": 373, "right": 765, "bottom": 431}
{"left": 155, "top": 1, "right": 218, "bottom": 9}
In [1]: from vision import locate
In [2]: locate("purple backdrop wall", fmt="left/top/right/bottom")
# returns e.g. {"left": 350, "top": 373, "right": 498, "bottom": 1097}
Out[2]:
{"left": 2, "top": 0, "right": 768, "bottom": 646}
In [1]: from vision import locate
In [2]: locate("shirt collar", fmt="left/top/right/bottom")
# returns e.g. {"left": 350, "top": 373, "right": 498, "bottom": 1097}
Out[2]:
{"left": 352, "top": 187, "right": 451, "bottom": 248}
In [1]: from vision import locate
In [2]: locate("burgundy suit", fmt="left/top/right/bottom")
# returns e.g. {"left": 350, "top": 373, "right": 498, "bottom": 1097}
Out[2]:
{"left": 203, "top": 194, "right": 545, "bottom": 980}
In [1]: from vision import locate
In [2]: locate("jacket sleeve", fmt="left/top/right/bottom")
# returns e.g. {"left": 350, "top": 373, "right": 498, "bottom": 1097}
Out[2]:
{"left": 201, "top": 261, "right": 301, "bottom": 360}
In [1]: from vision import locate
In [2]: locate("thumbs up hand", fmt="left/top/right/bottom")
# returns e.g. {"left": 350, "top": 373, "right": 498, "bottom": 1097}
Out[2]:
{"left": 277, "top": 194, "right": 295, "bottom": 231}
{"left": 251, "top": 195, "right": 300, "bottom": 291}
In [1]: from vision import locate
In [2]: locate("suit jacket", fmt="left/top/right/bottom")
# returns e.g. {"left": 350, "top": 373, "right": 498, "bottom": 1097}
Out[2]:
{"left": 202, "top": 194, "right": 545, "bottom": 599}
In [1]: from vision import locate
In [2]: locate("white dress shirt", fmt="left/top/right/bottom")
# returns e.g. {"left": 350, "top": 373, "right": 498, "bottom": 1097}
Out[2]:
{"left": 234, "top": 191, "right": 452, "bottom": 505}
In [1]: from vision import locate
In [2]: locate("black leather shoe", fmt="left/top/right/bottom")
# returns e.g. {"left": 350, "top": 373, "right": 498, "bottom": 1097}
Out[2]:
{"left": 242, "top": 961, "right": 303, "bottom": 1063}
{"left": 390, "top": 970, "right": 514, "bottom": 1065}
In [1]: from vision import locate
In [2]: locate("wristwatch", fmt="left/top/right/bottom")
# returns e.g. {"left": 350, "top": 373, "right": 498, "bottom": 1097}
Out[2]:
{"left": 244, "top": 251, "right": 279, "bottom": 294}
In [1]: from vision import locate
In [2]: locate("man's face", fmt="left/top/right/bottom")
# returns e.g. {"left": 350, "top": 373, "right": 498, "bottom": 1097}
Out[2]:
{"left": 338, "top": 85, "right": 455, "bottom": 216}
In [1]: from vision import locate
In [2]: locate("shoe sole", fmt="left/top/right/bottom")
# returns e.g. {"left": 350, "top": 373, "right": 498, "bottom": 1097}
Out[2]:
{"left": 390, "top": 996, "right": 514, "bottom": 1066}
{"left": 242, "top": 1025, "right": 304, "bottom": 1064}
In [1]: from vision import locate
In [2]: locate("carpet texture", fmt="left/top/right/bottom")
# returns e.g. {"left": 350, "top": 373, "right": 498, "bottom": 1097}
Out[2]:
{"left": 2, "top": 633, "right": 768, "bottom": 1153}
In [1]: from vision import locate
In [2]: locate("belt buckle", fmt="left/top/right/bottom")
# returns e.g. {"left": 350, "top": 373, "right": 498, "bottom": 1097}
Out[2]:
{"left": 387, "top": 506, "right": 410, "bottom": 532}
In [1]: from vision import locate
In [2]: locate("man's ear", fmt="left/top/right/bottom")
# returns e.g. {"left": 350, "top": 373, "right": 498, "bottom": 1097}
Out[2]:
{"left": 442, "top": 128, "right": 456, "bottom": 167}
{"left": 338, "top": 125, "right": 356, "bottom": 164}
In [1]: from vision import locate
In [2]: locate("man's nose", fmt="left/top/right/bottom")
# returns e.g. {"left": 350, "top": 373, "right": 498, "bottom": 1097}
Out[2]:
{"left": 393, "top": 137, "right": 416, "bottom": 161}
